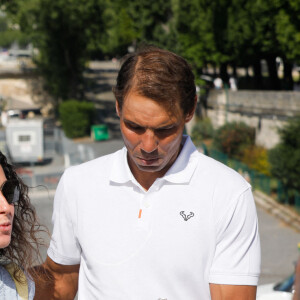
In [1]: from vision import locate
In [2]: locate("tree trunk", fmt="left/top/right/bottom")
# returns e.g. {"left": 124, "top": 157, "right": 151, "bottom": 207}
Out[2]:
{"left": 220, "top": 63, "right": 229, "bottom": 85}
{"left": 245, "top": 66, "right": 250, "bottom": 78}
{"left": 283, "top": 59, "right": 293, "bottom": 90}
{"left": 253, "top": 59, "right": 263, "bottom": 89}
{"left": 213, "top": 65, "right": 217, "bottom": 77}
{"left": 266, "top": 56, "right": 280, "bottom": 90}
{"left": 231, "top": 63, "right": 237, "bottom": 77}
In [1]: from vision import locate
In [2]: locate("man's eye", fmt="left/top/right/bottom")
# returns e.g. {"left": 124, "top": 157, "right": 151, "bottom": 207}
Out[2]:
{"left": 156, "top": 127, "right": 174, "bottom": 133}
{"left": 127, "top": 124, "right": 143, "bottom": 131}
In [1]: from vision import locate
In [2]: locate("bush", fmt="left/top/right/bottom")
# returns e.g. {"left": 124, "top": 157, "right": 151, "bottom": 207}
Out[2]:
{"left": 213, "top": 122, "right": 255, "bottom": 160}
{"left": 191, "top": 118, "right": 214, "bottom": 145}
{"left": 59, "top": 100, "right": 95, "bottom": 138}
{"left": 269, "top": 116, "right": 300, "bottom": 201}
{"left": 241, "top": 145, "right": 271, "bottom": 176}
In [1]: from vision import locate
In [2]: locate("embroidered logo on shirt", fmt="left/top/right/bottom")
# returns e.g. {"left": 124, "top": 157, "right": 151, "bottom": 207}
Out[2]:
{"left": 180, "top": 211, "right": 194, "bottom": 221}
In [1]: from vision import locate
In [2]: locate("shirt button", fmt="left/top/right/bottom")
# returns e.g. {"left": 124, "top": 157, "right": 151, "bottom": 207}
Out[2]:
{"left": 144, "top": 202, "right": 151, "bottom": 208}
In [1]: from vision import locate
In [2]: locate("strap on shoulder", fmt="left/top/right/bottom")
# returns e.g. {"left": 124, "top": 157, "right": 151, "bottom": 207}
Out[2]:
{"left": 4, "top": 262, "right": 29, "bottom": 300}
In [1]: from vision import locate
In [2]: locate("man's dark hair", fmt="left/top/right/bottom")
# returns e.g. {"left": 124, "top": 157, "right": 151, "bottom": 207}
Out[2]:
{"left": 113, "top": 45, "right": 196, "bottom": 116}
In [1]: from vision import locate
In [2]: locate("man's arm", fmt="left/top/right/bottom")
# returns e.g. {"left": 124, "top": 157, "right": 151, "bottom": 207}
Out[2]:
{"left": 210, "top": 284, "right": 257, "bottom": 300}
{"left": 33, "top": 256, "right": 79, "bottom": 300}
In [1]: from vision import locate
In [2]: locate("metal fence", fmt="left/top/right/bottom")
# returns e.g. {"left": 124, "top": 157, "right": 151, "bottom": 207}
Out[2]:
{"left": 19, "top": 170, "right": 63, "bottom": 192}
{"left": 206, "top": 146, "right": 300, "bottom": 212}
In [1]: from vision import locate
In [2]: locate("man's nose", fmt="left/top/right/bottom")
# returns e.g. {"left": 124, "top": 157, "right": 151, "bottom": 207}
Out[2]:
{"left": 141, "top": 130, "right": 158, "bottom": 153}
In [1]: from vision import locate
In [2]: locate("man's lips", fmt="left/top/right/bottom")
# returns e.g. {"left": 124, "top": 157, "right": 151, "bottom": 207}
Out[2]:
{"left": 136, "top": 157, "right": 161, "bottom": 165}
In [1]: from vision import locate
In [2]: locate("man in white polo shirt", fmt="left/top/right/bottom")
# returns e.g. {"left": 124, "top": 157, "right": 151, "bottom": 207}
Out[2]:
{"left": 35, "top": 46, "right": 260, "bottom": 299}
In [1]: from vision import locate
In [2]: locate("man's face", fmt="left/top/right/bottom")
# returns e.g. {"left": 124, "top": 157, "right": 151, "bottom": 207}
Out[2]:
{"left": 117, "top": 91, "right": 193, "bottom": 182}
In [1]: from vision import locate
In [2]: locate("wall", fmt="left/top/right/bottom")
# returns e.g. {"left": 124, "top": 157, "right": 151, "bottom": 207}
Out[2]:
{"left": 206, "top": 90, "right": 300, "bottom": 149}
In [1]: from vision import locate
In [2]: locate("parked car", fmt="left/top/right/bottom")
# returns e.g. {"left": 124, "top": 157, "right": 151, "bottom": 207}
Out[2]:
{"left": 256, "top": 272, "right": 294, "bottom": 299}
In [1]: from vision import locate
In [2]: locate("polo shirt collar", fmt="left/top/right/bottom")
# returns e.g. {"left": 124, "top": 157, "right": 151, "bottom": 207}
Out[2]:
{"left": 109, "top": 135, "right": 198, "bottom": 185}
{"left": 162, "top": 135, "right": 198, "bottom": 184}
{"left": 109, "top": 147, "right": 134, "bottom": 184}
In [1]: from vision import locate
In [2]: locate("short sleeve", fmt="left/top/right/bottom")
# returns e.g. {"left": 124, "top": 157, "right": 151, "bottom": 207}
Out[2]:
{"left": 209, "top": 188, "right": 261, "bottom": 285}
{"left": 47, "top": 171, "right": 81, "bottom": 265}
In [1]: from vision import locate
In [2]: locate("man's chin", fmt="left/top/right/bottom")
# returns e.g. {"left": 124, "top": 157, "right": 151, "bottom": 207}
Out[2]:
{"left": 136, "top": 164, "right": 163, "bottom": 173}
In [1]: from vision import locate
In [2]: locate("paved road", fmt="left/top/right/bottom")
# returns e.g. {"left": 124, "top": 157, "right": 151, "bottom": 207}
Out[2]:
{"left": 258, "top": 205, "right": 299, "bottom": 285}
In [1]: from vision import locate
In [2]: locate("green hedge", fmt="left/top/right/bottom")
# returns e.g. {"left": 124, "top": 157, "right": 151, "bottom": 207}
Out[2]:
{"left": 213, "top": 122, "right": 255, "bottom": 160}
{"left": 269, "top": 116, "right": 300, "bottom": 204}
{"left": 191, "top": 118, "right": 214, "bottom": 145}
{"left": 59, "top": 100, "right": 95, "bottom": 138}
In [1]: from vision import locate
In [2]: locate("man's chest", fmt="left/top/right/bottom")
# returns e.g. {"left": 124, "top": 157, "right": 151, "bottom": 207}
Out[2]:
{"left": 76, "top": 185, "right": 215, "bottom": 268}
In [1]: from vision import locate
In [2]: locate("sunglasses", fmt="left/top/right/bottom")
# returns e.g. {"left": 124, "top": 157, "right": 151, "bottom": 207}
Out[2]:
{"left": 0, "top": 180, "right": 20, "bottom": 204}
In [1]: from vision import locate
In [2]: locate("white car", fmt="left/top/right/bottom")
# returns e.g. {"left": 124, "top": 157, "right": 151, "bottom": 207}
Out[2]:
{"left": 256, "top": 273, "right": 294, "bottom": 300}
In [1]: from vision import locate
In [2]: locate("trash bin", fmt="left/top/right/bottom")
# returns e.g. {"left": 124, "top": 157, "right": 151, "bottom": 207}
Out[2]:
{"left": 91, "top": 124, "right": 109, "bottom": 141}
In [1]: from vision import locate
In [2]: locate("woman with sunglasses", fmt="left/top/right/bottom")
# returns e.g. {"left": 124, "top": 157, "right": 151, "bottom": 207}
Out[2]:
{"left": 0, "top": 151, "right": 45, "bottom": 299}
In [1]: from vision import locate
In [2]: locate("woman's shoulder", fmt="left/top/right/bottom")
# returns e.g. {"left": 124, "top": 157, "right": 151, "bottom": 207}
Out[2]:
{"left": 0, "top": 264, "right": 18, "bottom": 298}
{"left": 0, "top": 263, "right": 35, "bottom": 300}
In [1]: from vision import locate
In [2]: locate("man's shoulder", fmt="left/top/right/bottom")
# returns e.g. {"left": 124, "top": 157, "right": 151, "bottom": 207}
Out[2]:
{"left": 195, "top": 152, "right": 250, "bottom": 190}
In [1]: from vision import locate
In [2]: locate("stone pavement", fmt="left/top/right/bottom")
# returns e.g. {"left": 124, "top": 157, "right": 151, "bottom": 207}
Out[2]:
{"left": 254, "top": 189, "right": 300, "bottom": 232}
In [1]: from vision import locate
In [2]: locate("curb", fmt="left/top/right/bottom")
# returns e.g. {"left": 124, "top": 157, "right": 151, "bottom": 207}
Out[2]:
{"left": 254, "top": 189, "right": 300, "bottom": 232}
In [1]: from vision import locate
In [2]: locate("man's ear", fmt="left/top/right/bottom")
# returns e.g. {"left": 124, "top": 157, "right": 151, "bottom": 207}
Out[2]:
{"left": 116, "top": 101, "right": 120, "bottom": 117}
{"left": 185, "top": 95, "right": 197, "bottom": 123}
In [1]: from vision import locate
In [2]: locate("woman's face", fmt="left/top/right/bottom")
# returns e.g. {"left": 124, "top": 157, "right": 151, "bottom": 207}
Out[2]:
{"left": 0, "top": 166, "right": 14, "bottom": 248}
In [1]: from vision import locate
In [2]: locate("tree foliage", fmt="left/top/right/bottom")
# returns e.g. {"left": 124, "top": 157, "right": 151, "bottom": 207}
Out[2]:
{"left": 275, "top": 0, "right": 300, "bottom": 61}
{"left": 191, "top": 117, "right": 215, "bottom": 145}
{"left": 59, "top": 100, "right": 95, "bottom": 138}
{"left": 2, "top": 0, "right": 300, "bottom": 101}
{"left": 0, "top": 14, "right": 30, "bottom": 48}
{"left": 174, "top": 0, "right": 298, "bottom": 89}
{"left": 2, "top": 0, "right": 106, "bottom": 103}
{"left": 100, "top": 0, "right": 174, "bottom": 57}
{"left": 213, "top": 122, "right": 255, "bottom": 160}
{"left": 241, "top": 145, "right": 271, "bottom": 176}
{"left": 100, "top": 2, "right": 137, "bottom": 57}
{"left": 269, "top": 116, "right": 300, "bottom": 195}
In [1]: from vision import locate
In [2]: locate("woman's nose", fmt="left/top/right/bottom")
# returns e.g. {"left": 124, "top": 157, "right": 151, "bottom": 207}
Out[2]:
{"left": 0, "top": 193, "right": 10, "bottom": 213}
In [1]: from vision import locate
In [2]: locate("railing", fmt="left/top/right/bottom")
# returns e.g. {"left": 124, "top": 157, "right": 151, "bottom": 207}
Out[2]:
{"left": 205, "top": 146, "right": 300, "bottom": 212}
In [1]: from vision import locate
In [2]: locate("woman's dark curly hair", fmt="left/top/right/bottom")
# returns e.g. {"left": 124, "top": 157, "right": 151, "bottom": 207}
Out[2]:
{"left": 0, "top": 151, "right": 47, "bottom": 282}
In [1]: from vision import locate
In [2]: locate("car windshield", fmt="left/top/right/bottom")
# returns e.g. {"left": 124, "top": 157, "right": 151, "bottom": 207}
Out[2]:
{"left": 274, "top": 273, "right": 295, "bottom": 292}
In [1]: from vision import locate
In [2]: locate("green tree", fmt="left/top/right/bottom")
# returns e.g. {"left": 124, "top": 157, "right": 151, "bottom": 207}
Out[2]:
{"left": 175, "top": 0, "right": 231, "bottom": 77}
{"left": 2, "top": 0, "right": 106, "bottom": 104}
{"left": 127, "top": 0, "right": 173, "bottom": 47}
{"left": 98, "top": 0, "right": 174, "bottom": 58}
{"left": 275, "top": 0, "right": 300, "bottom": 62}
{"left": 174, "top": 0, "right": 295, "bottom": 90}
{"left": 0, "top": 14, "right": 30, "bottom": 48}
{"left": 275, "top": 0, "right": 300, "bottom": 88}
{"left": 269, "top": 116, "right": 300, "bottom": 202}
{"left": 100, "top": 0, "right": 138, "bottom": 57}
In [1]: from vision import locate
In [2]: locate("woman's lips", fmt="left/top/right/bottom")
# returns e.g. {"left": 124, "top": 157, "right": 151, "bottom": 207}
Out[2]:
{"left": 0, "top": 222, "right": 12, "bottom": 232}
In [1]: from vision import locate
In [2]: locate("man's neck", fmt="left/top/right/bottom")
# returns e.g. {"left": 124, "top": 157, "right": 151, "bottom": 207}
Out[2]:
{"left": 127, "top": 142, "right": 184, "bottom": 191}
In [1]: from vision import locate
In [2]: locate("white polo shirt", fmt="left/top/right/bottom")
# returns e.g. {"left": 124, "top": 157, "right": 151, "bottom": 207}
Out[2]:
{"left": 48, "top": 136, "right": 261, "bottom": 300}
